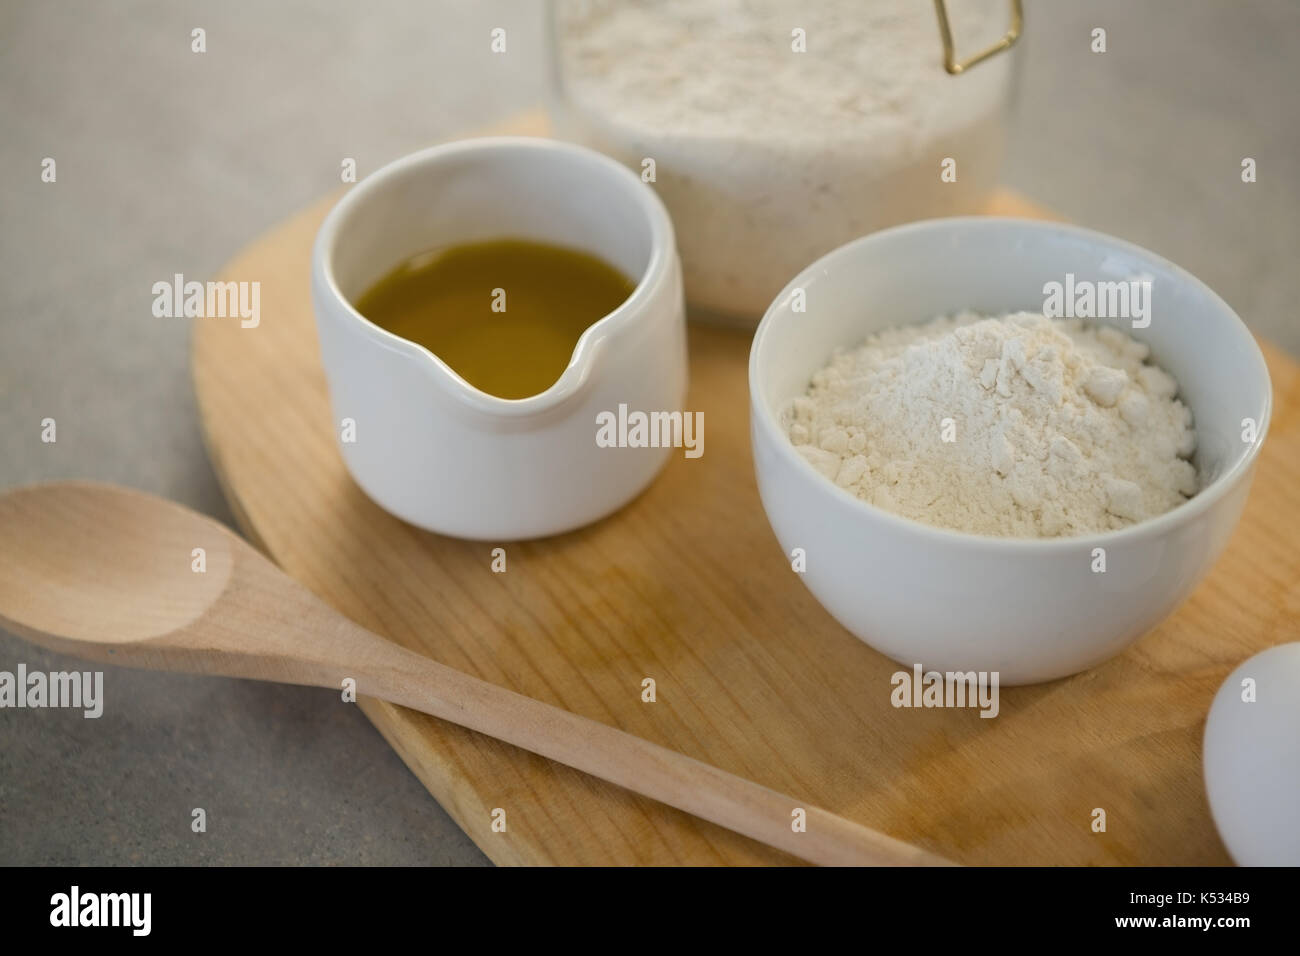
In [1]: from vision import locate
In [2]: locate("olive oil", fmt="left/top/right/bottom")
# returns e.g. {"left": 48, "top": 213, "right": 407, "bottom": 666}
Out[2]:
{"left": 354, "top": 239, "right": 636, "bottom": 400}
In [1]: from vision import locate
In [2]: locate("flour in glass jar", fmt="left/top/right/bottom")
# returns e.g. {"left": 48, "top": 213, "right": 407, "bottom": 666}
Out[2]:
{"left": 552, "top": 0, "right": 1016, "bottom": 318}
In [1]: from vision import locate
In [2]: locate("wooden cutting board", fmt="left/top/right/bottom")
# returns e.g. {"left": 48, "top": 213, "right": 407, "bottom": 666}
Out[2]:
{"left": 191, "top": 113, "right": 1300, "bottom": 865}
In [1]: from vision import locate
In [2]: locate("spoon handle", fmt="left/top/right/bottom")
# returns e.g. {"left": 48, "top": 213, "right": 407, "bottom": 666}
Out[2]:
{"left": 16, "top": 569, "right": 950, "bottom": 866}
{"left": 336, "top": 630, "right": 950, "bottom": 867}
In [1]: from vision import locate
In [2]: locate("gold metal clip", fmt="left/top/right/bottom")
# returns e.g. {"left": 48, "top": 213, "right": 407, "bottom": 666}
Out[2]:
{"left": 934, "top": 0, "right": 1023, "bottom": 75}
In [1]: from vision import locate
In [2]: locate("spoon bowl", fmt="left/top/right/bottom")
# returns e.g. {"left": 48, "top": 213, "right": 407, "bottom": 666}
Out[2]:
{"left": 0, "top": 482, "right": 234, "bottom": 648}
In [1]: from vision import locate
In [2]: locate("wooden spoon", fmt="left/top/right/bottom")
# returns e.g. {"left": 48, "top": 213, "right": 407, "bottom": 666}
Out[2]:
{"left": 0, "top": 480, "right": 950, "bottom": 867}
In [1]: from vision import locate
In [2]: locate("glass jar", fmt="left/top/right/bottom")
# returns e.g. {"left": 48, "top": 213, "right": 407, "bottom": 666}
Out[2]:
{"left": 548, "top": 0, "right": 1023, "bottom": 324}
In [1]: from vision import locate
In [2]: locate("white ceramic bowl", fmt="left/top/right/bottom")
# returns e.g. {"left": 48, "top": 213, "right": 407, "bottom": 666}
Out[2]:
{"left": 750, "top": 218, "right": 1272, "bottom": 685}
{"left": 312, "top": 137, "right": 686, "bottom": 540}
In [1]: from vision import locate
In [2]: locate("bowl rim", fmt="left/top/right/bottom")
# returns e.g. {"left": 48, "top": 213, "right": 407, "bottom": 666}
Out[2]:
{"left": 312, "top": 136, "right": 676, "bottom": 419}
{"left": 749, "top": 216, "right": 1274, "bottom": 553}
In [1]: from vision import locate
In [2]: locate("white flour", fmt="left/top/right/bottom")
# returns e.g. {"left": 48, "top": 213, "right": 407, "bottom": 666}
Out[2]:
{"left": 785, "top": 312, "right": 1199, "bottom": 537}
{"left": 553, "top": 0, "right": 1015, "bottom": 318}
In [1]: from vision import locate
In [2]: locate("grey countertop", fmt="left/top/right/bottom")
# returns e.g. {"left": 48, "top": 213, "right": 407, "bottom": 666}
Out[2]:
{"left": 2, "top": 0, "right": 1296, "bottom": 865}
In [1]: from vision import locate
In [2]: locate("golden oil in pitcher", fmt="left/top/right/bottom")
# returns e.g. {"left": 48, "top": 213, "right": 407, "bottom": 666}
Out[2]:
{"left": 354, "top": 239, "right": 635, "bottom": 400}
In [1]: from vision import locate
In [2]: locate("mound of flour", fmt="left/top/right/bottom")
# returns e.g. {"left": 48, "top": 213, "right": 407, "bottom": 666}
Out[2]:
{"left": 785, "top": 312, "right": 1199, "bottom": 537}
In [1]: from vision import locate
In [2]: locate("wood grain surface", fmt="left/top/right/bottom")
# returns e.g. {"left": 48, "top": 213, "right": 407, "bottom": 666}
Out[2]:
{"left": 190, "top": 116, "right": 1300, "bottom": 865}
